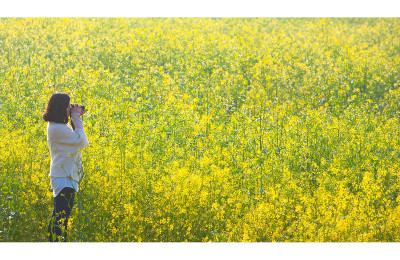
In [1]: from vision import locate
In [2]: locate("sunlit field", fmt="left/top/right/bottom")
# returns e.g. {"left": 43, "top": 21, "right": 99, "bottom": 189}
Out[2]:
{"left": 1, "top": 18, "right": 400, "bottom": 242}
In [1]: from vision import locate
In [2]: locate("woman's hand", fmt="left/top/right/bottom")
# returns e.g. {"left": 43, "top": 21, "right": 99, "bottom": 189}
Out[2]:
{"left": 71, "top": 104, "right": 85, "bottom": 116}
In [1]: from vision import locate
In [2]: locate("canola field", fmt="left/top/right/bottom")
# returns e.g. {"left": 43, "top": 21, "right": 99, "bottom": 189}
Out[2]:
{"left": 1, "top": 18, "right": 400, "bottom": 242}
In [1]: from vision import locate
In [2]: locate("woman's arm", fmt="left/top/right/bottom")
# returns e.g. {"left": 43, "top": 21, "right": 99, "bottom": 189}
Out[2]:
{"left": 49, "top": 121, "right": 89, "bottom": 152}
{"left": 71, "top": 112, "right": 84, "bottom": 129}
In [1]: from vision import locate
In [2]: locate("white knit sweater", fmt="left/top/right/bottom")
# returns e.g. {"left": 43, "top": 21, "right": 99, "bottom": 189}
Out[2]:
{"left": 47, "top": 113, "right": 89, "bottom": 183}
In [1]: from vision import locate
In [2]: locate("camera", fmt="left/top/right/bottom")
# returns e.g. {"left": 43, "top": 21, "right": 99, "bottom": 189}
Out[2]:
{"left": 71, "top": 104, "right": 85, "bottom": 111}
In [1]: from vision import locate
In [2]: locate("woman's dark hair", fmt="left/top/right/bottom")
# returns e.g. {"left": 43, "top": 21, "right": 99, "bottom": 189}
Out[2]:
{"left": 42, "top": 92, "right": 70, "bottom": 124}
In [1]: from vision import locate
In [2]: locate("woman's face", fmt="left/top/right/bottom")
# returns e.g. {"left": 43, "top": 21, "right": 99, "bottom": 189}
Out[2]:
{"left": 66, "top": 101, "right": 71, "bottom": 117}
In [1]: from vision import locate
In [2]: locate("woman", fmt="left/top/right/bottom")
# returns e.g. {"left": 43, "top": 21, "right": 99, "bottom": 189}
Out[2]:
{"left": 42, "top": 92, "right": 89, "bottom": 242}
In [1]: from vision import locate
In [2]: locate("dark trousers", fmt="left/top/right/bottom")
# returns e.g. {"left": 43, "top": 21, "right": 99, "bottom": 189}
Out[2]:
{"left": 48, "top": 187, "right": 75, "bottom": 242}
